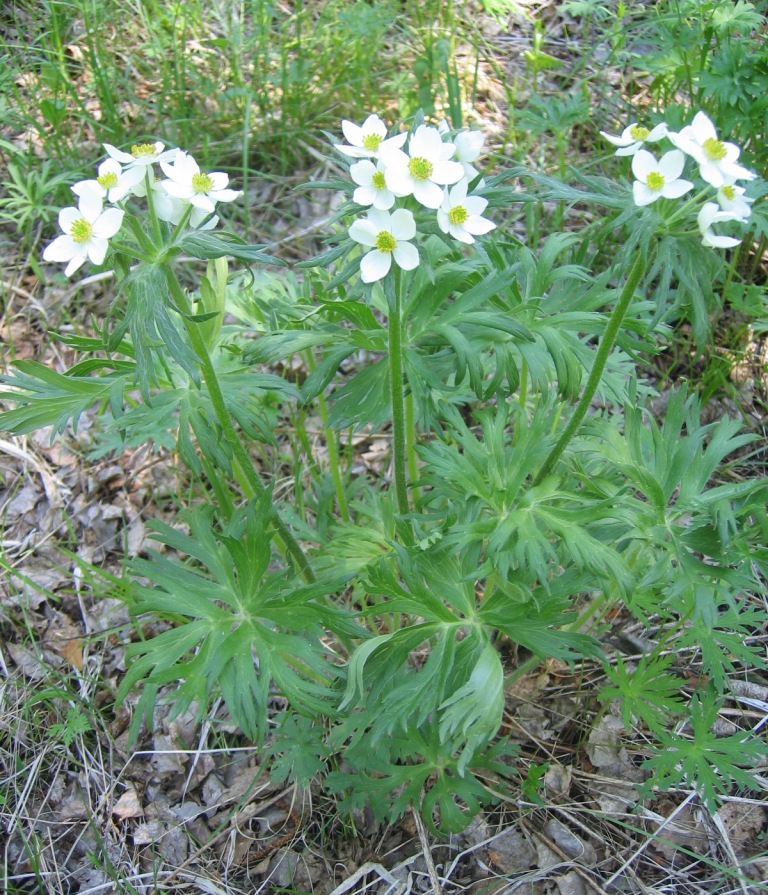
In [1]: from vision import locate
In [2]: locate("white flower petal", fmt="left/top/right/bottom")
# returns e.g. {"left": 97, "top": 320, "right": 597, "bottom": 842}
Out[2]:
{"left": 103, "top": 144, "right": 134, "bottom": 164}
{"left": 390, "top": 208, "right": 416, "bottom": 240}
{"left": 92, "top": 207, "right": 125, "bottom": 239}
{"left": 59, "top": 206, "right": 81, "bottom": 231}
{"left": 661, "top": 179, "right": 693, "bottom": 199}
{"left": 372, "top": 189, "right": 395, "bottom": 210}
{"left": 465, "top": 215, "right": 496, "bottom": 236}
{"left": 64, "top": 253, "right": 87, "bottom": 277}
{"left": 342, "top": 120, "right": 364, "bottom": 146}
{"left": 454, "top": 130, "right": 484, "bottom": 162}
{"left": 431, "top": 159, "right": 464, "bottom": 185}
{"left": 350, "top": 160, "right": 376, "bottom": 186}
{"left": 631, "top": 150, "right": 658, "bottom": 180}
{"left": 360, "top": 250, "right": 391, "bottom": 282}
{"left": 78, "top": 191, "right": 104, "bottom": 222}
{"left": 689, "top": 111, "right": 718, "bottom": 143}
{"left": 210, "top": 188, "right": 242, "bottom": 204}
{"left": 412, "top": 179, "right": 444, "bottom": 209}
{"left": 463, "top": 195, "right": 488, "bottom": 215}
{"left": 43, "top": 234, "right": 78, "bottom": 263}
{"left": 658, "top": 149, "right": 686, "bottom": 181}
{"left": 393, "top": 241, "right": 419, "bottom": 271}
{"left": 353, "top": 185, "right": 377, "bottom": 206}
{"left": 349, "top": 219, "right": 379, "bottom": 247}
{"left": 633, "top": 182, "right": 658, "bottom": 206}
{"left": 86, "top": 236, "right": 110, "bottom": 266}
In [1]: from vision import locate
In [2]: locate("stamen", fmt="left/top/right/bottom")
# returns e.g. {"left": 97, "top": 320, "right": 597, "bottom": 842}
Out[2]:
{"left": 192, "top": 172, "right": 213, "bottom": 193}
{"left": 131, "top": 143, "right": 157, "bottom": 158}
{"left": 408, "top": 157, "right": 433, "bottom": 181}
{"left": 70, "top": 218, "right": 93, "bottom": 243}
{"left": 375, "top": 230, "right": 397, "bottom": 252}
{"left": 630, "top": 125, "right": 650, "bottom": 141}
{"left": 362, "top": 133, "right": 382, "bottom": 151}
{"left": 448, "top": 205, "right": 468, "bottom": 225}
{"left": 97, "top": 172, "right": 119, "bottom": 189}
{"left": 703, "top": 137, "right": 727, "bottom": 161}
{"left": 646, "top": 171, "right": 665, "bottom": 191}
{"left": 372, "top": 171, "right": 386, "bottom": 189}
{"left": 721, "top": 185, "right": 736, "bottom": 200}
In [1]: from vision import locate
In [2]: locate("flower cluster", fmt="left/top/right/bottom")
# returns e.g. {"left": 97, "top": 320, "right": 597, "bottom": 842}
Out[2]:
{"left": 336, "top": 114, "right": 496, "bottom": 283}
{"left": 43, "top": 142, "right": 242, "bottom": 276}
{"left": 601, "top": 112, "right": 756, "bottom": 249}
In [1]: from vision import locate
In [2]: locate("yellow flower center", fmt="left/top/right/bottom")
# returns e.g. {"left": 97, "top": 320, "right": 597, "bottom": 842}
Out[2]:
{"left": 363, "top": 133, "right": 382, "bottom": 151}
{"left": 97, "top": 172, "right": 119, "bottom": 189}
{"left": 408, "top": 157, "right": 433, "bottom": 181}
{"left": 375, "top": 230, "right": 397, "bottom": 252}
{"left": 192, "top": 172, "right": 213, "bottom": 193}
{"left": 372, "top": 171, "right": 386, "bottom": 189}
{"left": 630, "top": 125, "right": 649, "bottom": 140}
{"left": 131, "top": 143, "right": 157, "bottom": 158}
{"left": 703, "top": 137, "right": 727, "bottom": 161}
{"left": 448, "top": 204, "right": 468, "bottom": 225}
{"left": 646, "top": 171, "right": 665, "bottom": 191}
{"left": 721, "top": 185, "right": 736, "bottom": 200}
{"left": 70, "top": 218, "right": 93, "bottom": 243}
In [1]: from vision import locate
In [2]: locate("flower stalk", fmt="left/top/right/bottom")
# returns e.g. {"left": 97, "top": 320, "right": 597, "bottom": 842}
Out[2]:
{"left": 164, "top": 267, "right": 316, "bottom": 582}
{"left": 534, "top": 250, "right": 647, "bottom": 485}
{"left": 386, "top": 267, "right": 410, "bottom": 515}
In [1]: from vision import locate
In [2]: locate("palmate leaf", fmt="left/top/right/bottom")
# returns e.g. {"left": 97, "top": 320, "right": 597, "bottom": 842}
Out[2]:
{"left": 600, "top": 654, "right": 686, "bottom": 733}
{"left": 177, "top": 230, "right": 286, "bottom": 267}
{"left": 117, "top": 262, "right": 202, "bottom": 397}
{"left": 328, "top": 714, "right": 515, "bottom": 834}
{"left": 119, "top": 498, "right": 353, "bottom": 741}
{"left": 0, "top": 359, "right": 133, "bottom": 435}
{"left": 638, "top": 688, "right": 766, "bottom": 811}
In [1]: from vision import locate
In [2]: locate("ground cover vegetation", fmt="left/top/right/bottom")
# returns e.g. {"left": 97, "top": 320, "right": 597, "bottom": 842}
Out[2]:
{"left": 1, "top": 1, "right": 768, "bottom": 893}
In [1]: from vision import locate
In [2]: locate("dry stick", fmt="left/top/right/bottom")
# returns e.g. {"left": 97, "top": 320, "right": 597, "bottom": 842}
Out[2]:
{"left": 604, "top": 790, "right": 697, "bottom": 888}
{"left": 412, "top": 806, "right": 444, "bottom": 895}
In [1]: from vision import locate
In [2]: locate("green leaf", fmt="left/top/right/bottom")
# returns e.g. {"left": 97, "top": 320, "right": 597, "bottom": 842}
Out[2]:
{"left": 178, "top": 231, "right": 285, "bottom": 266}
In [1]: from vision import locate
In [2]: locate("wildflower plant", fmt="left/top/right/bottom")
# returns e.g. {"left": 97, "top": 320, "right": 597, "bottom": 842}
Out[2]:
{"left": 2, "top": 105, "right": 767, "bottom": 833}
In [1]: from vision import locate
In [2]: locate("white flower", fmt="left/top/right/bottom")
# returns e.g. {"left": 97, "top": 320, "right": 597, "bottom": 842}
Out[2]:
{"left": 715, "top": 180, "right": 754, "bottom": 222}
{"left": 697, "top": 202, "right": 742, "bottom": 249}
{"left": 437, "top": 179, "right": 495, "bottom": 244}
{"left": 350, "top": 158, "right": 396, "bottom": 210}
{"left": 631, "top": 149, "right": 693, "bottom": 206}
{"left": 453, "top": 130, "right": 485, "bottom": 178}
{"left": 160, "top": 151, "right": 242, "bottom": 214}
{"left": 349, "top": 208, "right": 419, "bottom": 283}
{"left": 382, "top": 124, "right": 464, "bottom": 209}
{"left": 334, "top": 114, "right": 407, "bottom": 159}
{"left": 669, "top": 112, "right": 755, "bottom": 188}
{"left": 42, "top": 191, "right": 124, "bottom": 277}
{"left": 601, "top": 122, "right": 668, "bottom": 157}
{"left": 72, "top": 158, "right": 145, "bottom": 204}
{"left": 103, "top": 141, "right": 178, "bottom": 168}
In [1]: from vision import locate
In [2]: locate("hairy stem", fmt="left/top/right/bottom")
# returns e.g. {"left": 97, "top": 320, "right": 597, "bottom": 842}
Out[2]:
{"left": 387, "top": 267, "right": 410, "bottom": 515}
{"left": 534, "top": 250, "right": 647, "bottom": 485}
{"left": 165, "top": 267, "right": 316, "bottom": 582}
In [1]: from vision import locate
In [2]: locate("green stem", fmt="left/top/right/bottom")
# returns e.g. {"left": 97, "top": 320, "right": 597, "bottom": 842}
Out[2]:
{"left": 534, "top": 250, "right": 647, "bottom": 485}
{"left": 305, "top": 351, "right": 350, "bottom": 523}
{"left": 387, "top": 268, "right": 410, "bottom": 515}
{"left": 110, "top": 241, "right": 154, "bottom": 264}
{"left": 143, "top": 167, "right": 163, "bottom": 247}
{"left": 164, "top": 267, "right": 316, "bottom": 582}
{"left": 405, "top": 391, "right": 419, "bottom": 507}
